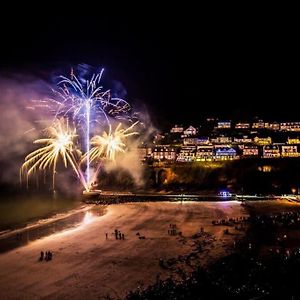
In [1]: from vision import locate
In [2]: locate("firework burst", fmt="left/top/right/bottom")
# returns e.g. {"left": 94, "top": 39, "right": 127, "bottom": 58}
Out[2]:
{"left": 48, "top": 67, "right": 133, "bottom": 184}
{"left": 83, "top": 122, "right": 139, "bottom": 187}
{"left": 22, "top": 66, "right": 139, "bottom": 193}
{"left": 21, "top": 118, "right": 87, "bottom": 190}
{"left": 88, "top": 121, "right": 139, "bottom": 162}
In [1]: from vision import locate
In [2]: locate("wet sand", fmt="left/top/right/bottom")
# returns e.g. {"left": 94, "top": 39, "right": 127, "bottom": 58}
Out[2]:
{"left": 0, "top": 205, "right": 104, "bottom": 253}
{"left": 0, "top": 201, "right": 246, "bottom": 299}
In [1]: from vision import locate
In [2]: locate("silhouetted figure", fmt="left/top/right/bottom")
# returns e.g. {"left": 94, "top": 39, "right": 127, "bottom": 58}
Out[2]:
{"left": 118, "top": 232, "right": 122, "bottom": 240}
{"left": 122, "top": 233, "right": 125, "bottom": 240}
{"left": 39, "top": 251, "right": 44, "bottom": 261}
{"left": 114, "top": 229, "right": 118, "bottom": 240}
{"left": 105, "top": 233, "right": 108, "bottom": 240}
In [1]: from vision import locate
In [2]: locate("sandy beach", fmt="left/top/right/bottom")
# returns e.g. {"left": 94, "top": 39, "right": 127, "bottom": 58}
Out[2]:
{"left": 0, "top": 201, "right": 246, "bottom": 299}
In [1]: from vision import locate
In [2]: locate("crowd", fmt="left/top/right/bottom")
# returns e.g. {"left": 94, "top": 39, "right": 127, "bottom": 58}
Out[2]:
{"left": 126, "top": 210, "right": 300, "bottom": 299}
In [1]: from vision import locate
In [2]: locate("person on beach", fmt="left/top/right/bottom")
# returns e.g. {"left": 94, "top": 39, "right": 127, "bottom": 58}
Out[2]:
{"left": 122, "top": 233, "right": 125, "bottom": 240}
{"left": 39, "top": 251, "right": 44, "bottom": 261}
{"left": 118, "top": 231, "right": 122, "bottom": 240}
{"left": 105, "top": 232, "right": 108, "bottom": 240}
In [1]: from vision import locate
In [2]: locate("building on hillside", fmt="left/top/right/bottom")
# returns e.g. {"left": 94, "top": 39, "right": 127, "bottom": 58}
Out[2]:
{"left": 195, "top": 146, "right": 214, "bottom": 161}
{"left": 280, "top": 122, "right": 300, "bottom": 132}
{"left": 263, "top": 145, "right": 280, "bottom": 158}
{"left": 233, "top": 136, "right": 252, "bottom": 143}
{"left": 265, "top": 122, "right": 280, "bottom": 131}
{"left": 214, "top": 147, "right": 237, "bottom": 160}
{"left": 197, "top": 137, "right": 210, "bottom": 144}
{"left": 216, "top": 121, "right": 231, "bottom": 129}
{"left": 253, "top": 136, "right": 272, "bottom": 145}
{"left": 281, "top": 145, "right": 300, "bottom": 157}
{"left": 235, "top": 123, "right": 250, "bottom": 129}
{"left": 242, "top": 145, "right": 259, "bottom": 157}
{"left": 183, "top": 138, "right": 198, "bottom": 145}
{"left": 252, "top": 120, "right": 265, "bottom": 129}
{"left": 183, "top": 125, "right": 197, "bottom": 136}
{"left": 152, "top": 146, "right": 177, "bottom": 161}
{"left": 177, "top": 146, "right": 196, "bottom": 162}
{"left": 210, "top": 136, "right": 232, "bottom": 144}
{"left": 170, "top": 125, "right": 184, "bottom": 133}
{"left": 287, "top": 137, "right": 300, "bottom": 144}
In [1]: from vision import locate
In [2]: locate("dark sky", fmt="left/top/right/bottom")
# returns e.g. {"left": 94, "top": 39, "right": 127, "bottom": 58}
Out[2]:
{"left": 0, "top": 9, "right": 298, "bottom": 127}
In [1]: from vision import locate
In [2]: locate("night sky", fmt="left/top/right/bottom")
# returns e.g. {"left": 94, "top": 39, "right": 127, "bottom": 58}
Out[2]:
{"left": 0, "top": 10, "right": 298, "bottom": 128}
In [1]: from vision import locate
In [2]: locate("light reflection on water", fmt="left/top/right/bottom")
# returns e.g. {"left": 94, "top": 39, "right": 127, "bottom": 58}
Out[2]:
{"left": 0, "top": 206, "right": 101, "bottom": 253}
{"left": 82, "top": 211, "right": 94, "bottom": 225}
{"left": 0, "top": 195, "right": 81, "bottom": 231}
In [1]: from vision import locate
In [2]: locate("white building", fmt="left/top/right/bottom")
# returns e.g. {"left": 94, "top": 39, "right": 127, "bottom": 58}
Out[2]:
{"left": 254, "top": 136, "right": 272, "bottom": 145}
{"left": 196, "top": 146, "right": 214, "bottom": 161}
{"left": 153, "top": 146, "right": 176, "bottom": 161}
{"left": 177, "top": 146, "right": 196, "bottom": 162}
{"left": 170, "top": 125, "right": 184, "bottom": 133}
{"left": 214, "top": 147, "right": 237, "bottom": 160}
{"left": 211, "top": 136, "right": 232, "bottom": 144}
{"left": 265, "top": 122, "right": 280, "bottom": 131}
{"left": 281, "top": 145, "right": 300, "bottom": 157}
{"left": 263, "top": 145, "right": 280, "bottom": 158}
{"left": 235, "top": 123, "right": 250, "bottom": 129}
{"left": 280, "top": 122, "right": 300, "bottom": 132}
{"left": 183, "top": 126, "right": 197, "bottom": 136}
{"left": 216, "top": 121, "right": 231, "bottom": 129}
{"left": 233, "top": 136, "right": 252, "bottom": 144}
{"left": 242, "top": 145, "right": 259, "bottom": 157}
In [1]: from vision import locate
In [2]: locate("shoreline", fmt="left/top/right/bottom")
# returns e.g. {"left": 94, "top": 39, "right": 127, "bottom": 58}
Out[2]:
{"left": 83, "top": 190, "right": 291, "bottom": 205}
{"left": 0, "top": 204, "right": 106, "bottom": 253}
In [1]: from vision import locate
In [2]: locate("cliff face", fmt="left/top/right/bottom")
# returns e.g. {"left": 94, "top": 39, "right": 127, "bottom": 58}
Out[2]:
{"left": 97, "top": 158, "right": 300, "bottom": 195}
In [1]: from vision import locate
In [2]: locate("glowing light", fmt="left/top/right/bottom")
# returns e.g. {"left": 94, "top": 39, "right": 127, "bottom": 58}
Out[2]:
{"left": 218, "top": 190, "right": 232, "bottom": 198}
{"left": 22, "top": 66, "right": 139, "bottom": 192}
{"left": 49, "top": 68, "right": 132, "bottom": 183}
{"left": 88, "top": 121, "right": 139, "bottom": 163}
{"left": 21, "top": 118, "right": 87, "bottom": 190}
{"left": 82, "top": 122, "right": 138, "bottom": 187}
{"left": 82, "top": 211, "right": 94, "bottom": 225}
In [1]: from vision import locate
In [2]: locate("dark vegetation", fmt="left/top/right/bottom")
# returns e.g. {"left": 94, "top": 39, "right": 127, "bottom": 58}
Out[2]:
{"left": 99, "top": 158, "right": 300, "bottom": 195}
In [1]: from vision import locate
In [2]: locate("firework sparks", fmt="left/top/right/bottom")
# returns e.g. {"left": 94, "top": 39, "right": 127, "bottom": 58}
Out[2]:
{"left": 22, "top": 66, "right": 139, "bottom": 193}
{"left": 83, "top": 122, "right": 139, "bottom": 187}
{"left": 48, "top": 67, "right": 133, "bottom": 184}
{"left": 88, "top": 121, "right": 139, "bottom": 162}
{"left": 21, "top": 118, "right": 87, "bottom": 190}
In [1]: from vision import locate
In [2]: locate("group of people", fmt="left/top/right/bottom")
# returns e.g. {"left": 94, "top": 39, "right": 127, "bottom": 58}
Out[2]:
{"left": 212, "top": 216, "right": 248, "bottom": 226}
{"left": 39, "top": 250, "right": 53, "bottom": 261}
{"left": 168, "top": 223, "right": 178, "bottom": 236}
{"left": 107, "top": 229, "right": 125, "bottom": 240}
